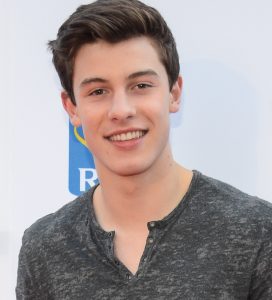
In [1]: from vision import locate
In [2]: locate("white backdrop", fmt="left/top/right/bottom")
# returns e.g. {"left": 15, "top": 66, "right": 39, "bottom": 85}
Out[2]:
{"left": 1, "top": 0, "right": 272, "bottom": 298}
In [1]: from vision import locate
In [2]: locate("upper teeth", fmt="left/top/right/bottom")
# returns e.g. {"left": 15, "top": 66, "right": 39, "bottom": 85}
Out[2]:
{"left": 109, "top": 130, "right": 145, "bottom": 141}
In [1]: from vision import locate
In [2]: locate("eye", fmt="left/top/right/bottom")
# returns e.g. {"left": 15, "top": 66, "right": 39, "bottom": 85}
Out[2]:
{"left": 135, "top": 83, "right": 152, "bottom": 89}
{"left": 89, "top": 88, "right": 106, "bottom": 96}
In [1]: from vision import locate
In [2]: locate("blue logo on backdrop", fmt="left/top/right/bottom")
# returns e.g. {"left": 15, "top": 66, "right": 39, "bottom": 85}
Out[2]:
{"left": 69, "top": 122, "right": 99, "bottom": 196}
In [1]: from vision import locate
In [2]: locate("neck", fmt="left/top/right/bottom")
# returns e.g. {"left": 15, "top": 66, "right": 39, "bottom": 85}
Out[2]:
{"left": 93, "top": 148, "right": 193, "bottom": 232}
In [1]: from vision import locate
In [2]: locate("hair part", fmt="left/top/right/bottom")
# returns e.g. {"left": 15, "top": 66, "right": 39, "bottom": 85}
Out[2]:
{"left": 48, "top": 0, "right": 180, "bottom": 105}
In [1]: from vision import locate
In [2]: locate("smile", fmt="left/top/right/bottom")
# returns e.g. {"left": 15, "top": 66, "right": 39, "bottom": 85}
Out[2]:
{"left": 108, "top": 130, "right": 147, "bottom": 142}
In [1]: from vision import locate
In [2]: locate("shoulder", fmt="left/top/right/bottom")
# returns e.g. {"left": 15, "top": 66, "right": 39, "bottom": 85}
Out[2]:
{"left": 191, "top": 171, "right": 272, "bottom": 230}
{"left": 16, "top": 187, "right": 97, "bottom": 297}
{"left": 21, "top": 188, "right": 94, "bottom": 252}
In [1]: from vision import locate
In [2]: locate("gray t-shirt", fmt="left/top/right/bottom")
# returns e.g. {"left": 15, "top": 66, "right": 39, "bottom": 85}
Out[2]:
{"left": 16, "top": 171, "right": 272, "bottom": 299}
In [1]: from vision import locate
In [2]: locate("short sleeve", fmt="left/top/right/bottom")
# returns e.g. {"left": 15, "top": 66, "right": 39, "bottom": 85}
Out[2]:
{"left": 249, "top": 226, "right": 272, "bottom": 299}
{"left": 16, "top": 233, "right": 40, "bottom": 300}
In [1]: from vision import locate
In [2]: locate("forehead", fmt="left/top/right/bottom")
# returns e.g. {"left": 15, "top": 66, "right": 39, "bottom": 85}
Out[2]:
{"left": 75, "top": 36, "right": 161, "bottom": 62}
{"left": 72, "top": 36, "right": 167, "bottom": 85}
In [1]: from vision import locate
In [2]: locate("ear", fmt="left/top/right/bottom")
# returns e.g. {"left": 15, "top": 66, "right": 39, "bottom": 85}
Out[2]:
{"left": 169, "top": 75, "right": 182, "bottom": 113}
{"left": 61, "top": 91, "right": 81, "bottom": 127}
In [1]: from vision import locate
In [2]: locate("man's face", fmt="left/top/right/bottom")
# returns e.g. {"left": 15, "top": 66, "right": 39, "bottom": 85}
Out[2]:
{"left": 63, "top": 36, "right": 182, "bottom": 177}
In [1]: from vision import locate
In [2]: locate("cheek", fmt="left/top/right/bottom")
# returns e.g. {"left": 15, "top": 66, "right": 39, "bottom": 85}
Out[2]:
{"left": 150, "top": 101, "right": 170, "bottom": 125}
{"left": 143, "top": 94, "right": 169, "bottom": 115}
{"left": 79, "top": 116, "right": 97, "bottom": 141}
{"left": 77, "top": 105, "right": 104, "bottom": 132}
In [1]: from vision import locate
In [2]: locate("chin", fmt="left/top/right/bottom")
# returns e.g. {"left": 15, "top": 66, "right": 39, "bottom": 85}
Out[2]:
{"left": 106, "top": 159, "right": 154, "bottom": 177}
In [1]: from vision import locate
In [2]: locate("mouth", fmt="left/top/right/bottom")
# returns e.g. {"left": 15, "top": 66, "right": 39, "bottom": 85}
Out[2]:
{"left": 107, "top": 130, "right": 148, "bottom": 142}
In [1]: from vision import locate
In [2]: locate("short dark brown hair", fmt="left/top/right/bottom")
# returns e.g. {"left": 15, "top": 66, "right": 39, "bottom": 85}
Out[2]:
{"left": 48, "top": 0, "right": 180, "bottom": 105}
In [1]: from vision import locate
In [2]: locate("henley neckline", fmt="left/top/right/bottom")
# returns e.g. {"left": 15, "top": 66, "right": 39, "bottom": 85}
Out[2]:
{"left": 86, "top": 170, "right": 201, "bottom": 238}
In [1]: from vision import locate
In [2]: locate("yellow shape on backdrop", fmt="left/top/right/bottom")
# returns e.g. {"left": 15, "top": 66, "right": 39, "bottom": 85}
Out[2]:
{"left": 74, "top": 126, "right": 87, "bottom": 148}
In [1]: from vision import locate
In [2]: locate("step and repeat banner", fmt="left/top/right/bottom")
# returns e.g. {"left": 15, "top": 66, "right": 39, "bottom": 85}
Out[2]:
{"left": 1, "top": 0, "right": 272, "bottom": 298}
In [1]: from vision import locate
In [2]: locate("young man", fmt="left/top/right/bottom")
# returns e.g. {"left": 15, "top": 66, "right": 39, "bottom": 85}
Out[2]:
{"left": 16, "top": 0, "right": 272, "bottom": 299}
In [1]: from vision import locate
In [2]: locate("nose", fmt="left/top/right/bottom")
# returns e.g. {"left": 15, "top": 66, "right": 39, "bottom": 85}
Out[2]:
{"left": 108, "top": 91, "right": 136, "bottom": 121}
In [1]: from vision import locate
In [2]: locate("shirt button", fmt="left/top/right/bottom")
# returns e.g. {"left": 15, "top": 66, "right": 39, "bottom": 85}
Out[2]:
{"left": 148, "top": 237, "right": 154, "bottom": 244}
{"left": 126, "top": 274, "right": 132, "bottom": 280}
{"left": 149, "top": 222, "right": 155, "bottom": 228}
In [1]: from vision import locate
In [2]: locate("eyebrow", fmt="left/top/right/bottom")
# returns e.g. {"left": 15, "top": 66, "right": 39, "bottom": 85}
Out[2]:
{"left": 127, "top": 69, "right": 159, "bottom": 80}
{"left": 79, "top": 69, "right": 159, "bottom": 88}
{"left": 80, "top": 77, "right": 108, "bottom": 88}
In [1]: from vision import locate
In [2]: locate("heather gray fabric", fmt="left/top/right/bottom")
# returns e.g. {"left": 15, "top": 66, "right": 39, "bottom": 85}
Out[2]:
{"left": 16, "top": 171, "right": 272, "bottom": 299}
